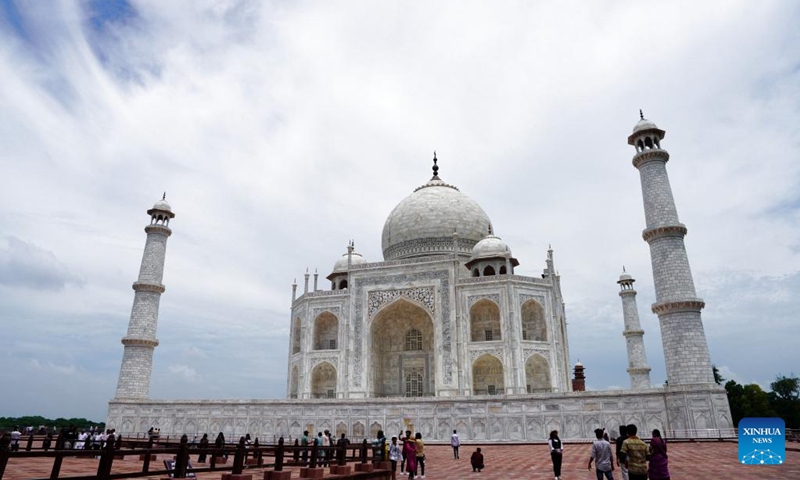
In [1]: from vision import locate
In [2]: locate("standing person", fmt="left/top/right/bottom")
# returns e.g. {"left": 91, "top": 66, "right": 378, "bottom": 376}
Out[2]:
{"left": 548, "top": 430, "right": 563, "bottom": 480}
{"left": 615, "top": 425, "right": 628, "bottom": 480}
{"left": 414, "top": 432, "right": 426, "bottom": 479}
{"left": 10, "top": 426, "right": 21, "bottom": 452}
{"left": 76, "top": 430, "right": 87, "bottom": 450}
{"left": 337, "top": 433, "right": 350, "bottom": 464}
{"left": 470, "top": 448, "right": 485, "bottom": 472}
{"left": 301, "top": 431, "right": 310, "bottom": 465}
{"left": 323, "top": 430, "right": 332, "bottom": 467}
{"left": 388, "top": 436, "right": 402, "bottom": 480}
{"left": 398, "top": 430, "right": 407, "bottom": 475}
{"left": 92, "top": 431, "right": 102, "bottom": 451}
{"left": 619, "top": 424, "right": 648, "bottom": 480}
{"left": 450, "top": 430, "right": 460, "bottom": 459}
{"left": 198, "top": 434, "right": 209, "bottom": 463}
{"left": 402, "top": 431, "right": 417, "bottom": 479}
{"left": 42, "top": 433, "right": 53, "bottom": 451}
{"left": 215, "top": 432, "right": 226, "bottom": 461}
{"left": 647, "top": 429, "right": 670, "bottom": 480}
{"left": 372, "top": 430, "right": 387, "bottom": 461}
{"left": 316, "top": 432, "right": 325, "bottom": 467}
{"left": 588, "top": 428, "right": 615, "bottom": 480}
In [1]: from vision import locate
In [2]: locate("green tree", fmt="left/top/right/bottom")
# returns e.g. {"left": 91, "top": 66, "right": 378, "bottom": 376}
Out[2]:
{"left": 725, "top": 380, "right": 775, "bottom": 426}
{"left": 713, "top": 365, "right": 725, "bottom": 385}
{"left": 768, "top": 374, "right": 800, "bottom": 428}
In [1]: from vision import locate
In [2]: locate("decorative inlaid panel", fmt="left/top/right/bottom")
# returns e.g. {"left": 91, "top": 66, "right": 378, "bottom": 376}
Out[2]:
{"left": 368, "top": 287, "right": 435, "bottom": 320}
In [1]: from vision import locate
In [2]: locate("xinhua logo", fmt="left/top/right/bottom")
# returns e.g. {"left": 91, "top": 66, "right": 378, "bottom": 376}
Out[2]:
{"left": 738, "top": 417, "right": 785, "bottom": 465}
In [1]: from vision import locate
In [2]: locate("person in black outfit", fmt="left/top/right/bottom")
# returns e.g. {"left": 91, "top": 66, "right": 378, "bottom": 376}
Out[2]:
{"left": 471, "top": 447, "right": 485, "bottom": 472}
{"left": 548, "top": 430, "right": 563, "bottom": 480}
{"left": 615, "top": 424, "right": 628, "bottom": 479}
{"left": 198, "top": 434, "right": 209, "bottom": 463}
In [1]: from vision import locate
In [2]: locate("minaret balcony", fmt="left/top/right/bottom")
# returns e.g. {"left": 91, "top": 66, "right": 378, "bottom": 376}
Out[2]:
{"left": 632, "top": 149, "right": 670, "bottom": 169}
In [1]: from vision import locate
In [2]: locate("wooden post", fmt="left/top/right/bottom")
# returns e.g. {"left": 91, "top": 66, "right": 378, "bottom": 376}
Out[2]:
{"left": 274, "top": 437, "right": 285, "bottom": 472}
{"left": 96, "top": 436, "right": 116, "bottom": 480}
{"left": 254, "top": 437, "right": 262, "bottom": 466}
{"left": 0, "top": 446, "right": 10, "bottom": 479}
{"left": 232, "top": 436, "right": 246, "bottom": 474}
{"left": 174, "top": 434, "right": 189, "bottom": 478}
{"left": 338, "top": 440, "right": 347, "bottom": 466}
{"left": 360, "top": 439, "right": 368, "bottom": 463}
{"left": 25, "top": 434, "right": 34, "bottom": 452}
{"left": 142, "top": 437, "right": 154, "bottom": 473}
{"left": 309, "top": 441, "right": 318, "bottom": 467}
{"left": 293, "top": 438, "right": 300, "bottom": 463}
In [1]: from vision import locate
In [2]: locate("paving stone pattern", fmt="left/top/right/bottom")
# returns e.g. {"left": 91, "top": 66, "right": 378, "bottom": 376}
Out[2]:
{"left": 4, "top": 442, "right": 799, "bottom": 480}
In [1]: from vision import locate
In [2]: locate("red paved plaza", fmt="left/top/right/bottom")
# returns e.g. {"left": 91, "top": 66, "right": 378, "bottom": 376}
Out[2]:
{"left": 3, "top": 442, "right": 798, "bottom": 479}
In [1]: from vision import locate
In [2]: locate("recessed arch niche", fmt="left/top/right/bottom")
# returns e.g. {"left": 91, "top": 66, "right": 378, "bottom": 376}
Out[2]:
{"left": 311, "top": 362, "right": 337, "bottom": 398}
{"left": 370, "top": 299, "right": 435, "bottom": 397}
{"left": 470, "top": 299, "right": 501, "bottom": 342}
{"left": 472, "top": 354, "right": 505, "bottom": 395}
{"left": 313, "top": 312, "right": 339, "bottom": 350}
{"left": 521, "top": 300, "right": 547, "bottom": 341}
{"left": 525, "top": 354, "right": 551, "bottom": 393}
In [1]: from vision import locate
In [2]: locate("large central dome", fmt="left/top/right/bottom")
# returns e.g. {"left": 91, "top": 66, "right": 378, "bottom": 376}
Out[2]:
{"left": 382, "top": 159, "right": 493, "bottom": 261}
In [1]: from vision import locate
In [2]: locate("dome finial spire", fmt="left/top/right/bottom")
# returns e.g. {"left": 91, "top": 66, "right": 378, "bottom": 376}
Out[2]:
{"left": 162, "top": 192, "right": 166, "bottom": 200}
{"left": 432, "top": 151, "right": 439, "bottom": 179}
{"left": 639, "top": 109, "right": 644, "bottom": 120}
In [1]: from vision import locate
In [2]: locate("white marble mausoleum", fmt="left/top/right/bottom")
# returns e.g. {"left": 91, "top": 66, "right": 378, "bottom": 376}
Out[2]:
{"left": 107, "top": 116, "right": 733, "bottom": 441}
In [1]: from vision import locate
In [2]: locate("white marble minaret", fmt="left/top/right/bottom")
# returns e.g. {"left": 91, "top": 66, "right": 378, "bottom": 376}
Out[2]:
{"left": 114, "top": 195, "right": 175, "bottom": 399}
{"left": 617, "top": 268, "right": 651, "bottom": 389}
{"left": 629, "top": 113, "right": 715, "bottom": 385}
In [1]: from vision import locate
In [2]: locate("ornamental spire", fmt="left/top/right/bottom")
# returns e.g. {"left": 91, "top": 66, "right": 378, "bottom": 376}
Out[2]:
{"left": 432, "top": 151, "right": 439, "bottom": 179}
{"left": 639, "top": 109, "right": 644, "bottom": 120}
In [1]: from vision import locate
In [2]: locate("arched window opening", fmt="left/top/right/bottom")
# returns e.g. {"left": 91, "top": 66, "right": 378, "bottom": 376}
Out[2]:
{"left": 644, "top": 137, "right": 654, "bottom": 149}
{"left": 340, "top": 279, "right": 348, "bottom": 289}
{"left": 654, "top": 137, "right": 661, "bottom": 149}
{"left": 405, "top": 372, "right": 423, "bottom": 397}
{"left": 525, "top": 354, "right": 551, "bottom": 393}
{"left": 311, "top": 362, "right": 337, "bottom": 399}
{"left": 637, "top": 139, "right": 644, "bottom": 151}
{"left": 521, "top": 300, "right": 547, "bottom": 342}
{"left": 499, "top": 265, "right": 507, "bottom": 275}
{"left": 405, "top": 328, "right": 422, "bottom": 351}
{"left": 314, "top": 312, "right": 339, "bottom": 350}
{"left": 470, "top": 299, "right": 501, "bottom": 342}
{"left": 472, "top": 354, "right": 504, "bottom": 396}
{"left": 484, "top": 265, "right": 495, "bottom": 276}
{"left": 472, "top": 268, "right": 480, "bottom": 277}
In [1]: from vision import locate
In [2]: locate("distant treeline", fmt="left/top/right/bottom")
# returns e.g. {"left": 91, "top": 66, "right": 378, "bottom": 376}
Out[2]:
{"left": 715, "top": 367, "right": 800, "bottom": 429}
{"left": 0, "top": 416, "right": 105, "bottom": 432}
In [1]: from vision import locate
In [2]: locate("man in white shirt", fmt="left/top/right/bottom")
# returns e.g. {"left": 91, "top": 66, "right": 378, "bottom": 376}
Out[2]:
{"left": 450, "top": 430, "right": 460, "bottom": 459}
{"left": 10, "top": 426, "right": 22, "bottom": 452}
{"left": 588, "top": 428, "right": 615, "bottom": 480}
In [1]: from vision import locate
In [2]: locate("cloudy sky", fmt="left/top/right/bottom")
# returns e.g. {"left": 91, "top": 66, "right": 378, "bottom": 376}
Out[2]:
{"left": 1, "top": 0, "right": 798, "bottom": 422}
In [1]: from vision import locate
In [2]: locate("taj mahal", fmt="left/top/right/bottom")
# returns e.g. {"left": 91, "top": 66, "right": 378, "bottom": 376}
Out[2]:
{"left": 106, "top": 115, "right": 733, "bottom": 441}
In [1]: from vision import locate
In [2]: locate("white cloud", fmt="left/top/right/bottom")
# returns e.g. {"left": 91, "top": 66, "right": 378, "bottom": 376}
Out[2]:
{"left": 167, "top": 364, "right": 202, "bottom": 383}
{"left": 0, "top": 0, "right": 798, "bottom": 420}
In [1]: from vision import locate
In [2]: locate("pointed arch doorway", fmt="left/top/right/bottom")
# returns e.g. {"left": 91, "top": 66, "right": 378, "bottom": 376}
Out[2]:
{"left": 370, "top": 299, "right": 435, "bottom": 397}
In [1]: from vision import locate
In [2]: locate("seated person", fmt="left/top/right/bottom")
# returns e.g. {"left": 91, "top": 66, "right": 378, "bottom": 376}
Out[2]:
{"left": 471, "top": 447, "right": 485, "bottom": 472}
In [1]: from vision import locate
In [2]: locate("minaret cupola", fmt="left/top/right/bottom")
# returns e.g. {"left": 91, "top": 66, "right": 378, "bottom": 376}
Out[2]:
{"left": 148, "top": 193, "right": 175, "bottom": 226}
{"left": 327, "top": 241, "right": 366, "bottom": 290}
{"left": 628, "top": 110, "right": 665, "bottom": 152}
{"left": 464, "top": 228, "right": 519, "bottom": 277}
